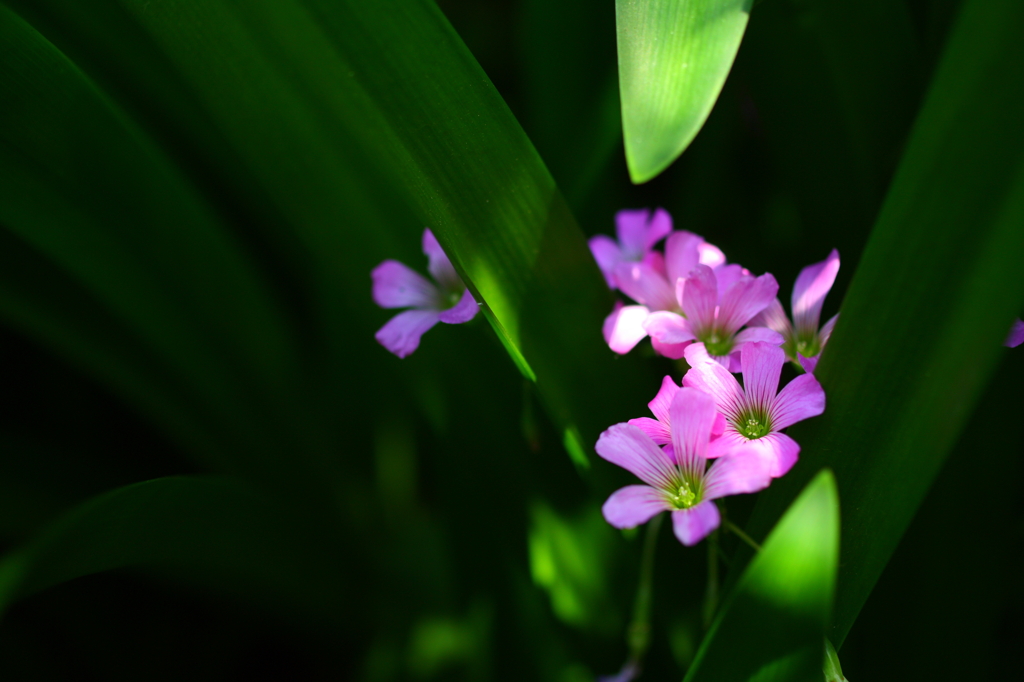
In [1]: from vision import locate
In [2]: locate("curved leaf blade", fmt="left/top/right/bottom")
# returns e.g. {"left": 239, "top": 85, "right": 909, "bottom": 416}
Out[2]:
{"left": 740, "top": 0, "right": 1024, "bottom": 647}
{"left": 616, "top": 0, "right": 752, "bottom": 183}
{"left": 686, "top": 470, "right": 839, "bottom": 682}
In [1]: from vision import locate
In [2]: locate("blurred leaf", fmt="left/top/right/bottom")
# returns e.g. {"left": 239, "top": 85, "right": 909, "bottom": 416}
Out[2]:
{"left": 616, "top": 0, "right": 752, "bottom": 183}
{"left": 0, "top": 476, "right": 347, "bottom": 622}
{"left": 740, "top": 0, "right": 1024, "bottom": 647}
{"left": 4, "top": 0, "right": 650, "bottom": 471}
{"left": 685, "top": 470, "right": 838, "bottom": 682}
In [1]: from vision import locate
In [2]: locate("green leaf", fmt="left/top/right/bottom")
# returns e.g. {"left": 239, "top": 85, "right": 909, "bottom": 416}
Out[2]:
{"left": 3, "top": 0, "right": 651, "bottom": 469}
{"left": 685, "top": 470, "right": 839, "bottom": 682}
{"left": 739, "top": 0, "right": 1024, "bottom": 647}
{"left": 616, "top": 0, "right": 752, "bottom": 183}
{"left": 0, "top": 476, "right": 348, "bottom": 621}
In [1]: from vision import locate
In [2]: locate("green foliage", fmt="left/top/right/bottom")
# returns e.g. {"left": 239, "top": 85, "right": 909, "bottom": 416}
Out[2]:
{"left": 739, "top": 0, "right": 1024, "bottom": 648}
{"left": 685, "top": 471, "right": 839, "bottom": 682}
{"left": 615, "top": 0, "right": 752, "bottom": 183}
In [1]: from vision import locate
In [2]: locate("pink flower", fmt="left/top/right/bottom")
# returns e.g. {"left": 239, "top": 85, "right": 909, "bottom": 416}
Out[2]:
{"left": 596, "top": 387, "right": 772, "bottom": 546}
{"left": 627, "top": 375, "right": 726, "bottom": 445}
{"left": 750, "top": 249, "right": 840, "bottom": 373}
{"left": 371, "top": 229, "right": 478, "bottom": 358}
{"left": 589, "top": 208, "right": 673, "bottom": 289}
{"left": 682, "top": 342, "right": 825, "bottom": 478}
{"left": 641, "top": 264, "right": 783, "bottom": 369}
{"left": 1006, "top": 318, "right": 1024, "bottom": 348}
{"left": 602, "top": 228, "right": 726, "bottom": 356}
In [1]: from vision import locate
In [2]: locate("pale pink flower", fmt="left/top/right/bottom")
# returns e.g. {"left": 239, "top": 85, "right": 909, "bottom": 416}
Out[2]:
{"left": 371, "top": 229, "right": 477, "bottom": 358}
{"left": 750, "top": 249, "right": 840, "bottom": 373}
{"left": 641, "top": 264, "right": 783, "bottom": 370}
{"left": 589, "top": 208, "right": 673, "bottom": 289}
{"left": 596, "top": 388, "right": 772, "bottom": 546}
{"left": 602, "top": 228, "right": 726, "bottom": 356}
{"left": 682, "top": 342, "right": 825, "bottom": 478}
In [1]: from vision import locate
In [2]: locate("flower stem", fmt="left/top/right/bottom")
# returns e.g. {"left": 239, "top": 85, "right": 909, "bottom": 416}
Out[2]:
{"left": 724, "top": 520, "right": 762, "bottom": 553}
{"left": 702, "top": 528, "right": 719, "bottom": 629}
{"left": 627, "top": 513, "right": 663, "bottom": 665}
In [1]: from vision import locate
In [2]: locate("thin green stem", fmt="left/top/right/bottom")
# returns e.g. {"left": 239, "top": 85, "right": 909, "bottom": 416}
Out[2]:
{"left": 724, "top": 520, "right": 762, "bottom": 553}
{"left": 627, "top": 513, "right": 663, "bottom": 664}
{"left": 702, "top": 528, "right": 719, "bottom": 629}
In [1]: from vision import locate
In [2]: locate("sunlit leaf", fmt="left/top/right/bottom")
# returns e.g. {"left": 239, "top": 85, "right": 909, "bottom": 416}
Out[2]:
{"left": 616, "top": 0, "right": 752, "bottom": 183}
{"left": 685, "top": 470, "right": 839, "bottom": 682}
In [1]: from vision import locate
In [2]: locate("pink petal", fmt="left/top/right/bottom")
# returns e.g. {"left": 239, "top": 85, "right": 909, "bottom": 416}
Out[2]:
{"left": 669, "top": 387, "right": 719, "bottom": 472}
{"left": 651, "top": 337, "right": 692, "bottom": 359}
{"left": 741, "top": 342, "right": 786, "bottom": 411}
{"left": 798, "top": 353, "right": 819, "bottom": 374}
{"left": 733, "top": 326, "right": 786, "bottom": 348}
{"left": 682, "top": 344, "right": 745, "bottom": 419}
{"left": 664, "top": 231, "right": 704, "bottom": 286}
{"left": 615, "top": 262, "right": 676, "bottom": 310}
{"left": 372, "top": 260, "right": 439, "bottom": 309}
{"left": 615, "top": 209, "right": 653, "bottom": 257}
{"left": 747, "top": 298, "right": 793, "bottom": 338}
{"left": 375, "top": 309, "right": 441, "bottom": 358}
{"left": 642, "top": 250, "right": 667, "bottom": 276}
{"left": 602, "top": 485, "right": 669, "bottom": 529}
{"left": 671, "top": 502, "right": 721, "bottom": 546}
{"left": 712, "top": 264, "right": 748, "bottom": 299}
{"left": 792, "top": 249, "right": 840, "bottom": 336}
{"left": 742, "top": 432, "right": 800, "bottom": 478}
{"left": 643, "top": 311, "right": 694, "bottom": 344}
{"left": 698, "top": 241, "right": 726, "bottom": 269}
{"left": 680, "top": 264, "right": 719, "bottom": 331}
{"left": 1005, "top": 318, "right": 1024, "bottom": 348}
{"left": 819, "top": 313, "right": 838, "bottom": 346}
{"left": 643, "top": 208, "right": 673, "bottom": 251}
{"left": 702, "top": 447, "right": 773, "bottom": 500}
{"left": 770, "top": 373, "right": 826, "bottom": 429}
{"left": 602, "top": 303, "right": 651, "bottom": 354}
{"left": 595, "top": 423, "right": 677, "bottom": 488}
{"left": 422, "top": 229, "right": 462, "bottom": 291}
{"left": 438, "top": 289, "right": 478, "bottom": 324}
{"left": 628, "top": 417, "right": 672, "bottom": 445}
{"left": 717, "top": 272, "right": 779, "bottom": 336}
{"left": 589, "top": 235, "right": 623, "bottom": 288}
{"left": 648, "top": 375, "right": 680, "bottom": 424}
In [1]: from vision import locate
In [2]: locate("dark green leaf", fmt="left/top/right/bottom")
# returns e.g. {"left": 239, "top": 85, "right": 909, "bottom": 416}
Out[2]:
{"left": 616, "top": 0, "right": 752, "bottom": 183}
{"left": 685, "top": 470, "right": 839, "bottom": 682}
{"left": 739, "top": 0, "right": 1024, "bottom": 647}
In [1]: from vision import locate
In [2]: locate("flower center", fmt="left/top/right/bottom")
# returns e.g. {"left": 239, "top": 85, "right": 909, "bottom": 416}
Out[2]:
{"left": 795, "top": 332, "right": 820, "bottom": 359}
{"left": 701, "top": 329, "right": 733, "bottom": 357}
{"left": 737, "top": 409, "right": 772, "bottom": 439}
{"left": 668, "top": 479, "right": 697, "bottom": 510}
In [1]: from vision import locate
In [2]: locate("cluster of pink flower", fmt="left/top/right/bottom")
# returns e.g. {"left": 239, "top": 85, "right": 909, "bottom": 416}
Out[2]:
{"left": 589, "top": 208, "right": 834, "bottom": 546}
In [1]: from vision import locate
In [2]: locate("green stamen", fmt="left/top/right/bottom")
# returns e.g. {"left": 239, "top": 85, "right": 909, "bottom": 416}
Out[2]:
{"left": 668, "top": 479, "right": 697, "bottom": 509}
{"left": 702, "top": 330, "right": 733, "bottom": 357}
{"left": 737, "top": 410, "right": 772, "bottom": 439}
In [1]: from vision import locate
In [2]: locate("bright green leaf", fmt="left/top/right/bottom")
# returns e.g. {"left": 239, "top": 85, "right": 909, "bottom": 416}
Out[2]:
{"left": 685, "top": 470, "right": 839, "bottom": 682}
{"left": 616, "top": 0, "right": 752, "bottom": 183}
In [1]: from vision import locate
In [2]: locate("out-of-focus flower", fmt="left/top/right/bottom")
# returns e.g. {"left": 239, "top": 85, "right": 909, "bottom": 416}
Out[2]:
{"left": 589, "top": 208, "right": 673, "bottom": 289}
{"left": 682, "top": 342, "right": 825, "bottom": 478}
{"left": 642, "top": 264, "right": 783, "bottom": 369}
{"left": 1006, "top": 318, "right": 1024, "bottom": 348}
{"left": 371, "top": 229, "right": 477, "bottom": 358}
{"left": 596, "top": 388, "right": 772, "bottom": 546}
{"left": 750, "top": 249, "right": 840, "bottom": 373}
{"left": 602, "top": 229, "right": 725, "bottom": 356}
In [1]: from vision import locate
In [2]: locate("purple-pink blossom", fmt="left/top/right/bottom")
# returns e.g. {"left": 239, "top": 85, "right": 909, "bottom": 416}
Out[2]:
{"left": 596, "top": 387, "right": 772, "bottom": 546}
{"left": 589, "top": 208, "right": 673, "bottom": 289}
{"left": 750, "top": 250, "right": 840, "bottom": 373}
{"left": 682, "top": 342, "right": 825, "bottom": 478}
{"left": 601, "top": 229, "right": 726, "bottom": 357}
{"left": 1006, "top": 318, "right": 1024, "bottom": 348}
{"left": 371, "top": 229, "right": 478, "bottom": 358}
{"left": 641, "top": 264, "right": 783, "bottom": 369}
